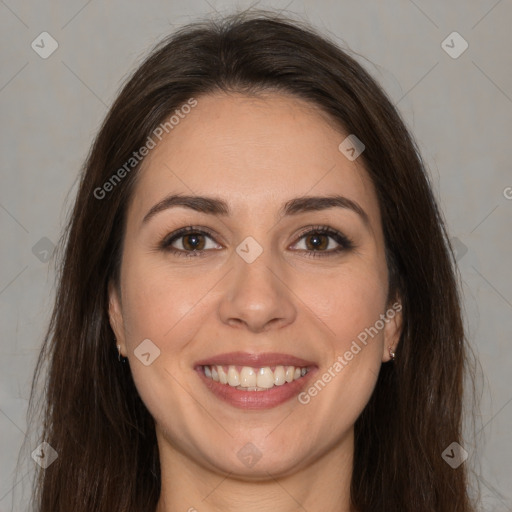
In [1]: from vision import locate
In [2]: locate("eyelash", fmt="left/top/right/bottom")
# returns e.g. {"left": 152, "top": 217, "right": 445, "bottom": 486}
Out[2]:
{"left": 158, "top": 225, "right": 355, "bottom": 259}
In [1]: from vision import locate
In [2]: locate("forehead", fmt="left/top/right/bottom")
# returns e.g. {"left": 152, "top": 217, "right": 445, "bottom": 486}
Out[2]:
{"left": 127, "top": 91, "right": 380, "bottom": 228}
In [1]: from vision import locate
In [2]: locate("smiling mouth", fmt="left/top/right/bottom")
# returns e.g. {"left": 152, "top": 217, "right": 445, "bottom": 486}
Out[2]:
{"left": 201, "top": 364, "right": 310, "bottom": 391}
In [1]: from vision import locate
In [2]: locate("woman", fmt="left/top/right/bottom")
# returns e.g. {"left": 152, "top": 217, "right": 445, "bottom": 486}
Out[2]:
{"left": 25, "top": 10, "right": 479, "bottom": 512}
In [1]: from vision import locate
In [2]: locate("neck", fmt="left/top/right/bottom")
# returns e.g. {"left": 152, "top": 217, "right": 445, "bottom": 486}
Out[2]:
{"left": 155, "top": 428, "right": 355, "bottom": 512}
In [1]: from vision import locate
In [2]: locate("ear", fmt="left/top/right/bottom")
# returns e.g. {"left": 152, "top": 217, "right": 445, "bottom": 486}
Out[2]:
{"left": 108, "top": 279, "right": 126, "bottom": 357}
{"left": 382, "top": 299, "right": 403, "bottom": 362}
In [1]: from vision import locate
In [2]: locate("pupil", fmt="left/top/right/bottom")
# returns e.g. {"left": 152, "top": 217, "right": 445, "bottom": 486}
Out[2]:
{"left": 307, "top": 233, "right": 327, "bottom": 250}
{"left": 184, "top": 234, "right": 204, "bottom": 250}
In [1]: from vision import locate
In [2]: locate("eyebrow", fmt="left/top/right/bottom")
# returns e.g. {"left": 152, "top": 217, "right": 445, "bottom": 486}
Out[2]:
{"left": 141, "top": 194, "right": 370, "bottom": 227}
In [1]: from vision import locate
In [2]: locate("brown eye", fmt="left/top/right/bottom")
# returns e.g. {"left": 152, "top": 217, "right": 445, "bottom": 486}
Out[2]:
{"left": 304, "top": 233, "right": 329, "bottom": 251}
{"left": 160, "top": 226, "right": 222, "bottom": 257}
{"left": 181, "top": 233, "right": 206, "bottom": 251}
{"left": 291, "top": 226, "right": 355, "bottom": 258}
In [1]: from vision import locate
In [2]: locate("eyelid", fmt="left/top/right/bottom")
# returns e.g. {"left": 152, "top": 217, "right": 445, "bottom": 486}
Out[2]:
{"left": 159, "top": 226, "right": 222, "bottom": 257}
{"left": 290, "top": 224, "right": 354, "bottom": 253}
{"left": 159, "top": 224, "right": 354, "bottom": 257}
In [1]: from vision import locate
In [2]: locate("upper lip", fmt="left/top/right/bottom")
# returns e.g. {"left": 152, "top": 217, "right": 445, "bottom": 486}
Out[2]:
{"left": 195, "top": 351, "right": 316, "bottom": 368}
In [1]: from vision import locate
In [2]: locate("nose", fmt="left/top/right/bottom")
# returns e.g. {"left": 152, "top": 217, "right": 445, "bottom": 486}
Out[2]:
{"left": 217, "top": 244, "right": 297, "bottom": 333}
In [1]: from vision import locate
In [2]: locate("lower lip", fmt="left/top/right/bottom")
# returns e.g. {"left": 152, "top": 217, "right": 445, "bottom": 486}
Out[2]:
{"left": 196, "top": 367, "right": 317, "bottom": 410}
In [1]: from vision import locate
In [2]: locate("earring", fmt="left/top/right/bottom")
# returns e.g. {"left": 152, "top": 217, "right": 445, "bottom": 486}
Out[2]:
{"left": 115, "top": 339, "right": 126, "bottom": 363}
{"left": 389, "top": 346, "right": 396, "bottom": 361}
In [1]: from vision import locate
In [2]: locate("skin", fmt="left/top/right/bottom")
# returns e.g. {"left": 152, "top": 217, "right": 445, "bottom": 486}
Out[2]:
{"left": 108, "top": 91, "right": 403, "bottom": 512}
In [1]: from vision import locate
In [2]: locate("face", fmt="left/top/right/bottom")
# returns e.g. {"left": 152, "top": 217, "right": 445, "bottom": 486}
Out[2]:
{"left": 109, "top": 91, "right": 402, "bottom": 478}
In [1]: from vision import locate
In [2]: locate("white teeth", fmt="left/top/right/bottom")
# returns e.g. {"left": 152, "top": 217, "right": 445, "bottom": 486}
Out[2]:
{"left": 203, "top": 364, "right": 309, "bottom": 390}
{"left": 240, "top": 366, "right": 256, "bottom": 387}
{"left": 256, "top": 367, "right": 275, "bottom": 388}
{"left": 227, "top": 365, "right": 240, "bottom": 386}
{"left": 218, "top": 365, "right": 228, "bottom": 385}
{"left": 273, "top": 365, "right": 286, "bottom": 386}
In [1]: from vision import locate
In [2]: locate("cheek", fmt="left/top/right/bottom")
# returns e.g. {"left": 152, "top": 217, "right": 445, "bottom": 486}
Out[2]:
{"left": 300, "top": 261, "right": 388, "bottom": 351}
{"left": 119, "top": 259, "right": 201, "bottom": 433}
{"left": 296, "top": 270, "right": 388, "bottom": 436}
{"left": 120, "top": 256, "right": 208, "bottom": 349}
{"left": 296, "top": 259, "right": 389, "bottom": 419}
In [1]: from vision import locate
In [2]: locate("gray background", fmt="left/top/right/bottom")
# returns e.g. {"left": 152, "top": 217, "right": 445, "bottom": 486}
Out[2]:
{"left": 1, "top": 1, "right": 511, "bottom": 510}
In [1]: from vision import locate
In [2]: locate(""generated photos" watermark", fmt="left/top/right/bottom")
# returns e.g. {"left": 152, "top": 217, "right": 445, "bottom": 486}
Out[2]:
{"left": 298, "top": 301, "right": 402, "bottom": 405}
{"left": 94, "top": 97, "right": 198, "bottom": 200}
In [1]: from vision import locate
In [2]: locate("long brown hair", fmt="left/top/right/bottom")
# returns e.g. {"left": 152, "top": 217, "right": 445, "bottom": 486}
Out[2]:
{"left": 22, "top": 10, "right": 480, "bottom": 511}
